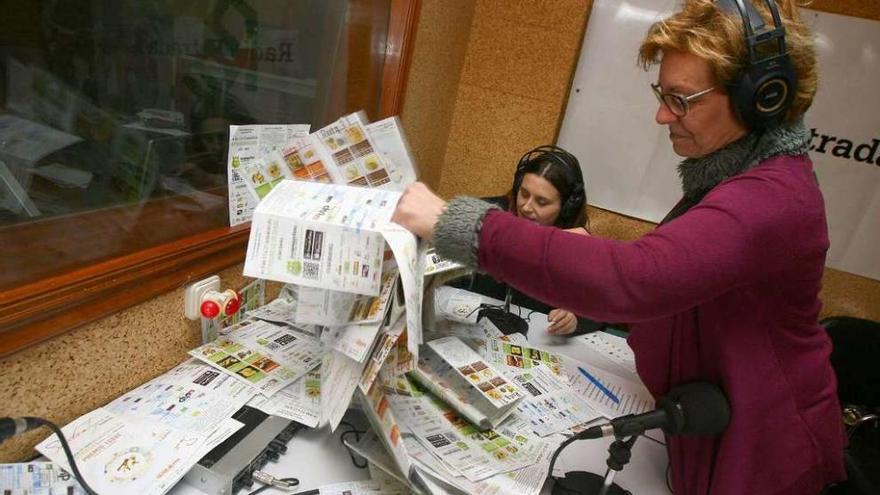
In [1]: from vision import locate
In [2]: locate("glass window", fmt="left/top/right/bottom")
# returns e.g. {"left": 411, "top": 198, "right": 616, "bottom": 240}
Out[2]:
{"left": 0, "top": 0, "right": 394, "bottom": 291}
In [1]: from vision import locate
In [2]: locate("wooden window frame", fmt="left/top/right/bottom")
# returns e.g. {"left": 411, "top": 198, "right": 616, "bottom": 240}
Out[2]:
{"left": 0, "top": 0, "right": 420, "bottom": 358}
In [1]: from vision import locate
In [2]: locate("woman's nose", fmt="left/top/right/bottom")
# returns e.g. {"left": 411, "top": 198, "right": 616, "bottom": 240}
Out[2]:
{"left": 656, "top": 101, "right": 678, "bottom": 125}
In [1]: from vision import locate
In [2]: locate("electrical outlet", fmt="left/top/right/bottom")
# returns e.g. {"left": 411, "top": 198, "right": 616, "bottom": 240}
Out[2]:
{"left": 184, "top": 275, "right": 221, "bottom": 320}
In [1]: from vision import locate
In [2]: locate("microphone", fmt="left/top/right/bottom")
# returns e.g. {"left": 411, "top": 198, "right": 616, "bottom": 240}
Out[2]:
{"left": 0, "top": 417, "right": 46, "bottom": 442}
{"left": 577, "top": 381, "right": 730, "bottom": 440}
{"left": 0, "top": 416, "right": 98, "bottom": 495}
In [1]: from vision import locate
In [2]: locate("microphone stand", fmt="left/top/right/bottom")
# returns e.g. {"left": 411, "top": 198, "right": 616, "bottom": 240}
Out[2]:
{"left": 552, "top": 435, "right": 637, "bottom": 495}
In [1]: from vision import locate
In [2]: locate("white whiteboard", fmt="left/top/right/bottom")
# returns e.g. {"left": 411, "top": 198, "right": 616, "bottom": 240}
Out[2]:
{"left": 559, "top": 0, "right": 880, "bottom": 280}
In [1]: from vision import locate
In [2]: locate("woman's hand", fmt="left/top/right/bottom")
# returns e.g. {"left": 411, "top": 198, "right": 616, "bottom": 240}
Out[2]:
{"left": 391, "top": 182, "right": 447, "bottom": 241}
{"left": 547, "top": 308, "right": 578, "bottom": 335}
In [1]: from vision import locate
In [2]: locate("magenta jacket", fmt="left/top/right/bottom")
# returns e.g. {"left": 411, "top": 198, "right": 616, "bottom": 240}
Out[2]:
{"left": 476, "top": 155, "right": 846, "bottom": 494}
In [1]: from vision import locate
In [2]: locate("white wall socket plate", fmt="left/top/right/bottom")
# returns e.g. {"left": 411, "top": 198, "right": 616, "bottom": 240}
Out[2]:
{"left": 184, "top": 275, "right": 221, "bottom": 320}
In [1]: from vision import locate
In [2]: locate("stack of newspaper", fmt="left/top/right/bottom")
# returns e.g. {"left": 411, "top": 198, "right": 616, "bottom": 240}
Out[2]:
{"left": 29, "top": 111, "right": 654, "bottom": 495}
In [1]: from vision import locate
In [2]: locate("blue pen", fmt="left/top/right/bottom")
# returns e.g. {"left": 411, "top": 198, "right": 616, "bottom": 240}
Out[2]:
{"left": 577, "top": 366, "right": 620, "bottom": 404}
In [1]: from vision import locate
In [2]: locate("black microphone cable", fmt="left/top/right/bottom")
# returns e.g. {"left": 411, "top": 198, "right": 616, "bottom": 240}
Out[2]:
{"left": 0, "top": 417, "right": 98, "bottom": 495}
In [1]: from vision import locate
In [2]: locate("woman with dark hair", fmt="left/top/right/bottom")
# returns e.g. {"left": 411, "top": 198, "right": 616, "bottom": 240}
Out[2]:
{"left": 492, "top": 145, "right": 589, "bottom": 232}
{"left": 450, "top": 145, "right": 601, "bottom": 336}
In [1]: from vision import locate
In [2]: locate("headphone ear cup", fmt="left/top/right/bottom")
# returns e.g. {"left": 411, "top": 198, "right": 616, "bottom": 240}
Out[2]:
{"left": 728, "top": 63, "right": 795, "bottom": 130}
{"left": 560, "top": 185, "right": 585, "bottom": 225}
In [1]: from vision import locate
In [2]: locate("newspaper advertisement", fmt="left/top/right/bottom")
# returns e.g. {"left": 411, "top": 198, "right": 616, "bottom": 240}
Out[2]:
{"left": 227, "top": 124, "right": 310, "bottom": 226}
{"left": 482, "top": 338, "right": 568, "bottom": 378}
{"left": 360, "top": 315, "right": 407, "bottom": 393}
{"left": 105, "top": 359, "right": 255, "bottom": 434}
{"left": 364, "top": 116, "right": 419, "bottom": 191}
{"left": 320, "top": 350, "right": 367, "bottom": 431}
{"left": 408, "top": 434, "right": 553, "bottom": 495}
{"left": 36, "top": 409, "right": 242, "bottom": 495}
{"left": 248, "top": 369, "right": 322, "bottom": 428}
{"left": 312, "top": 111, "right": 393, "bottom": 188}
{"left": 358, "top": 385, "right": 413, "bottom": 478}
{"left": 508, "top": 366, "right": 601, "bottom": 437}
{"left": 381, "top": 223, "right": 427, "bottom": 357}
{"left": 317, "top": 480, "right": 408, "bottom": 495}
{"left": 0, "top": 462, "right": 85, "bottom": 494}
{"left": 189, "top": 320, "right": 322, "bottom": 397}
{"left": 243, "top": 297, "right": 321, "bottom": 336}
{"left": 427, "top": 337, "right": 524, "bottom": 408}
{"left": 387, "top": 393, "right": 540, "bottom": 483}
{"left": 279, "top": 134, "right": 338, "bottom": 184}
{"left": 322, "top": 264, "right": 399, "bottom": 362}
{"left": 243, "top": 180, "right": 401, "bottom": 296}
{"left": 566, "top": 361, "right": 654, "bottom": 419}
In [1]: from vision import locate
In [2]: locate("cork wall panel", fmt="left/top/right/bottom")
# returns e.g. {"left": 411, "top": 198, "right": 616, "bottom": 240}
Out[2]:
{"left": 400, "top": 0, "right": 476, "bottom": 190}
{"left": 807, "top": 0, "right": 880, "bottom": 21}
{"left": 437, "top": 0, "right": 591, "bottom": 198}
{"left": 441, "top": 84, "right": 560, "bottom": 196}
{"left": 0, "top": 264, "right": 275, "bottom": 462}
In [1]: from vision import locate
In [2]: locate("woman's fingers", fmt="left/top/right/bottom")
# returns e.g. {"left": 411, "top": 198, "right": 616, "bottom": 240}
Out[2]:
{"left": 391, "top": 182, "right": 446, "bottom": 241}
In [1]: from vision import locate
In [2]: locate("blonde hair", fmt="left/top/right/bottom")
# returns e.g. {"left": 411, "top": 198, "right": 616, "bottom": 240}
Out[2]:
{"left": 638, "top": 0, "right": 817, "bottom": 123}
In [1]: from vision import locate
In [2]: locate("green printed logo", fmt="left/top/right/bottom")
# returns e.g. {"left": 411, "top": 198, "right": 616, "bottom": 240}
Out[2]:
{"left": 287, "top": 260, "right": 302, "bottom": 275}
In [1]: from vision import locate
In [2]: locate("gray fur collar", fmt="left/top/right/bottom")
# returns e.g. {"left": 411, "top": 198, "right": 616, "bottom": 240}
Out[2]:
{"left": 678, "top": 121, "right": 810, "bottom": 199}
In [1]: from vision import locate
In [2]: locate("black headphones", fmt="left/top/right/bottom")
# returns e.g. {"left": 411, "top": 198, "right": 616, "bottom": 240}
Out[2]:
{"left": 716, "top": 0, "right": 796, "bottom": 129}
{"left": 512, "top": 145, "right": 585, "bottom": 227}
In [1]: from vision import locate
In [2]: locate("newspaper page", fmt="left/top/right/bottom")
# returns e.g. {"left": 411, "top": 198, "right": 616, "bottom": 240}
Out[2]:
{"left": 279, "top": 135, "right": 340, "bottom": 183}
{"left": 364, "top": 116, "right": 419, "bottom": 191}
{"left": 320, "top": 350, "right": 367, "bottom": 431}
{"left": 243, "top": 297, "right": 321, "bottom": 336}
{"left": 35, "top": 409, "right": 242, "bottom": 495}
{"left": 282, "top": 285, "right": 358, "bottom": 326}
{"left": 387, "top": 393, "right": 540, "bottom": 483}
{"left": 481, "top": 337, "right": 568, "bottom": 378}
{"left": 0, "top": 462, "right": 85, "bottom": 494}
{"left": 381, "top": 223, "right": 427, "bottom": 358}
{"left": 360, "top": 315, "right": 408, "bottom": 393}
{"left": 343, "top": 430, "right": 419, "bottom": 491}
{"left": 104, "top": 359, "right": 255, "bottom": 434}
{"left": 322, "top": 264, "right": 399, "bottom": 362}
{"left": 312, "top": 111, "right": 393, "bottom": 188}
{"left": 408, "top": 434, "right": 554, "bottom": 495}
{"left": 358, "top": 385, "right": 413, "bottom": 480}
{"left": 565, "top": 361, "right": 654, "bottom": 419}
{"left": 508, "top": 366, "right": 601, "bottom": 437}
{"left": 227, "top": 124, "right": 310, "bottom": 226}
{"left": 409, "top": 345, "right": 497, "bottom": 430}
{"left": 247, "top": 368, "right": 321, "bottom": 428}
{"left": 433, "top": 286, "right": 483, "bottom": 324}
{"left": 427, "top": 337, "right": 524, "bottom": 408}
{"left": 189, "top": 320, "right": 322, "bottom": 397}
{"left": 243, "top": 180, "right": 401, "bottom": 296}
{"left": 317, "top": 480, "right": 409, "bottom": 495}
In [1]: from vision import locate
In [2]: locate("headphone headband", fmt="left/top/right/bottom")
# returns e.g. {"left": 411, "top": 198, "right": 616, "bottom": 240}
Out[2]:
{"left": 715, "top": 0, "right": 795, "bottom": 129}
{"left": 513, "top": 145, "right": 585, "bottom": 228}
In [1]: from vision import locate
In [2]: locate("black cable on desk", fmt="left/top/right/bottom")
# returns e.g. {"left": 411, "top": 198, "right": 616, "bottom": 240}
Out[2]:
{"left": 338, "top": 421, "right": 368, "bottom": 469}
{"left": 0, "top": 417, "right": 98, "bottom": 495}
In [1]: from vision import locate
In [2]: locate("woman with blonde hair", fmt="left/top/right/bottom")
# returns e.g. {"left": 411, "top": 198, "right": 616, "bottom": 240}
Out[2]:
{"left": 393, "top": 1, "right": 846, "bottom": 493}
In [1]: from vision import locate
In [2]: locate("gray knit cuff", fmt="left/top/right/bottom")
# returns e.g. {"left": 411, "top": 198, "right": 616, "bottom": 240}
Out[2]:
{"left": 433, "top": 197, "right": 500, "bottom": 269}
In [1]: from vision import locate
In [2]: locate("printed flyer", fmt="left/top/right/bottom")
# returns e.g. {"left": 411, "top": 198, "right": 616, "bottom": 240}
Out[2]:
{"left": 243, "top": 180, "right": 401, "bottom": 296}
{"left": 189, "top": 320, "right": 322, "bottom": 397}
{"left": 226, "top": 124, "right": 310, "bottom": 226}
{"left": 426, "top": 336, "right": 524, "bottom": 408}
{"left": 247, "top": 369, "right": 322, "bottom": 428}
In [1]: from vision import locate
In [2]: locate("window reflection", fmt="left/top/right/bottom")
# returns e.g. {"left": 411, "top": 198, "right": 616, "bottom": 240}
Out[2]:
{"left": 0, "top": 0, "right": 389, "bottom": 289}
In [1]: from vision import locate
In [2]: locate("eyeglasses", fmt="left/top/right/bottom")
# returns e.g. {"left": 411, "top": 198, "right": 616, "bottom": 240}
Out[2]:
{"left": 651, "top": 83, "right": 715, "bottom": 117}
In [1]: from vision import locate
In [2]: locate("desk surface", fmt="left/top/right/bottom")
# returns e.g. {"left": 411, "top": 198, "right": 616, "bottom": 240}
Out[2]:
{"left": 171, "top": 303, "right": 670, "bottom": 495}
